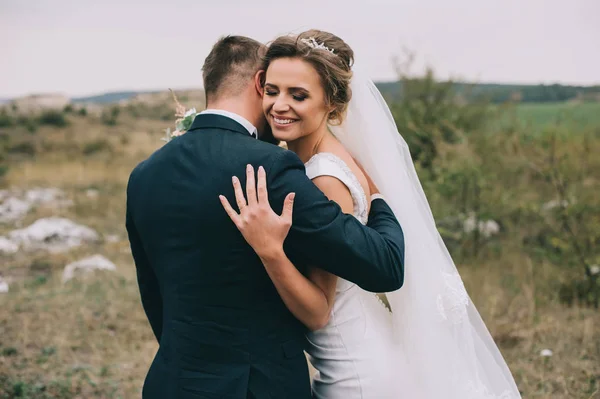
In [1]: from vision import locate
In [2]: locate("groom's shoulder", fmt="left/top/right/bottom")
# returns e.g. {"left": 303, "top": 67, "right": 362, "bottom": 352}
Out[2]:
{"left": 127, "top": 145, "right": 164, "bottom": 187}
{"left": 127, "top": 139, "right": 172, "bottom": 180}
{"left": 253, "top": 143, "right": 305, "bottom": 172}
{"left": 127, "top": 158, "right": 148, "bottom": 190}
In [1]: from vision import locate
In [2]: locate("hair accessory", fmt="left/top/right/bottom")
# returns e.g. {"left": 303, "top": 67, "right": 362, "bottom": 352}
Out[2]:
{"left": 300, "top": 37, "right": 335, "bottom": 54}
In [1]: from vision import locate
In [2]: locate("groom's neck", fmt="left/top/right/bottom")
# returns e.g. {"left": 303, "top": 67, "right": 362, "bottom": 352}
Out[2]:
{"left": 206, "top": 96, "right": 259, "bottom": 128}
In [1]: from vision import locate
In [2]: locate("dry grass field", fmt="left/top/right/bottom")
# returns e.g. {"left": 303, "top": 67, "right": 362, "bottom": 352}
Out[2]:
{"left": 0, "top": 92, "right": 598, "bottom": 398}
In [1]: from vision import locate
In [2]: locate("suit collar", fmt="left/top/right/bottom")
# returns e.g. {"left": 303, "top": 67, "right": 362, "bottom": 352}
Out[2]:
{"left": 201, "top": 109, "right": 258, "bottom": 138}
{"left": 188, "top": 113, "right": 256, "bottom": 138}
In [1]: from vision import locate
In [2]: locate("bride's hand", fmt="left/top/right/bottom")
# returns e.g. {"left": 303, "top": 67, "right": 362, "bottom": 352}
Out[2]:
{"left": 219, "top": 165, "right": 295, "bottom": 261}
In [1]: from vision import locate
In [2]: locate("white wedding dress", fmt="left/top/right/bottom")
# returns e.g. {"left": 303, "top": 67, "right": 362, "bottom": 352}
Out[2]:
{"left": 304, "top": 152, "right": 406, "bottom": 398}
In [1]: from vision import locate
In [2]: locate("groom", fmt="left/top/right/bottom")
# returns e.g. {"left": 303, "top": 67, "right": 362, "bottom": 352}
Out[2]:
{"left": 126, "top": 35, "right": 405, "bottom": 399}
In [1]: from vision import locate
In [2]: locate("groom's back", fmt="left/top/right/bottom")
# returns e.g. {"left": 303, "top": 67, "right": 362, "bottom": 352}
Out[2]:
{"left": 130, "top": 125, "right": 302, "bottom": 318}
{"left": 127, "top": 118, "right": 308, "bottom": 398}
{"left": 133, "top": 132, "right": 276, "bottom": 306}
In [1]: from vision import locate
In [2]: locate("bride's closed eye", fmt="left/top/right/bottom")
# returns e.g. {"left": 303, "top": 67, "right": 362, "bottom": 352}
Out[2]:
{"left": 265, "top": 90, "right": 307, "bottom": 102}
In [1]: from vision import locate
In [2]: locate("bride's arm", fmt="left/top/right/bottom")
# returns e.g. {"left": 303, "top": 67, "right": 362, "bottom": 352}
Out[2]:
{"left": 260, "top": 250, "right": 335, "bottom": 331}
{"left": 219, "top": 165, "right": 353, "bottom": 331}
{"left": 259, "top": 176, "right": 353, "bottom": 331}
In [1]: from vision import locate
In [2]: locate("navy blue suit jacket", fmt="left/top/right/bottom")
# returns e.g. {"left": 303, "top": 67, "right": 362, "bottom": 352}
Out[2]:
{"left": 126, "top": 114, "right": 405, "bottom": 398}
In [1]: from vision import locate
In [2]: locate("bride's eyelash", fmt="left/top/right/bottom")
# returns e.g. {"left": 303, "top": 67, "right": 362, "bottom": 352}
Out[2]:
{"left": 264, "top": 90, "right": 306, "bottom": 101}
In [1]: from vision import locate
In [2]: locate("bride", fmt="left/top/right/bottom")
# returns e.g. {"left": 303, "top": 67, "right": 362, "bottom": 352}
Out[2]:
{"left": 220, "top": 29, "right": 521, "bottom": 398}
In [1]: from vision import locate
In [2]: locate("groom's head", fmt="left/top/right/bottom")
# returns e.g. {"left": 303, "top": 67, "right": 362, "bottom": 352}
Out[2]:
{"left": 202, "top": 36, "right": 273, "bottom": 139}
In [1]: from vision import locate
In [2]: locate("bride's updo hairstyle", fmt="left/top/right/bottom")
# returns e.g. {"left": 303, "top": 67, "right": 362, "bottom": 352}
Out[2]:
{"left": 262, "top": 29, "right": 354, "bottom": 125}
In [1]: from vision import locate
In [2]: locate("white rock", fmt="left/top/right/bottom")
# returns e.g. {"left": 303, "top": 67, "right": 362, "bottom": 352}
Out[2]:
{"left": 0, "top": 236, "right": 19, "bottom": 254}
{"left": 9, "top": 217, "right": 99, "bottom": 253}
{"left": 0, "top": 197, "right": 31, "bottom": 223}
{"left": 0, "top": 277, "right": 8, "bottom": 293}
{"left": 105, "top": 234, "right": 120, "bottom": 243}
{"left": 27, "top": 187, "right": 72, "bottom": 208}
{"left": 86, "top": 189, "right": 99, "bottom": 198}
{"left": 590, "top": 265, "right": 600, "bottom": 276}
{"left": 62, "top": 254, "right": 117, "bottom": 283}
{"left": 25, "top": 188, "right": 63, "bottom": 204}
{"left": 0, "top": 188, "right": 71, "bottom": 224}
{"left": 540, "top": 349, "right": 553, "bottom": 357}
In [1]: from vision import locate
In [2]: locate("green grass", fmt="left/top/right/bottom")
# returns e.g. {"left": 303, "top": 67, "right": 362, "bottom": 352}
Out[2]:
{"left": 492, "top": 102, "right": 600, "bottom": 135}
{"left": 518, "top": 102, "right": 600, "bottom": 130}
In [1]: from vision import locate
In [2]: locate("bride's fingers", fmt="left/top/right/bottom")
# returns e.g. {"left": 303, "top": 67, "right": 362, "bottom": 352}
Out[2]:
{"left": 219, "top": 195, "right": 241, "bottom": 228}
{"left": 231, "top": 176, "right": 247, "bottom": 211}
{"left": 246, "top": 164, "right": 257, "bottom": 206}
{"left": 280, "top": 192, "right": 295, "bottom": 225}
{"left": 257, "top": 166, "right": 270, "bottom": 206}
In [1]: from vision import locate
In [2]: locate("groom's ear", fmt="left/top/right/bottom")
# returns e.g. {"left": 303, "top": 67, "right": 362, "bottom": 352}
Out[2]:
{"left": 254, "top": 70, "right": 265, "bottom": 97}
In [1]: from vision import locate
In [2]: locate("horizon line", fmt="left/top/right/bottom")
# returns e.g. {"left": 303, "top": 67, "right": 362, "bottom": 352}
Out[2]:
{"left": 3, "top": 79, "right": 600, "bottom": 100}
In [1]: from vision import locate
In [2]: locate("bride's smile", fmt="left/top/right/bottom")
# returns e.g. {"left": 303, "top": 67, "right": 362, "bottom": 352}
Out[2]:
{"left": 262, "top": 57, "right": 332, "bottom": 145}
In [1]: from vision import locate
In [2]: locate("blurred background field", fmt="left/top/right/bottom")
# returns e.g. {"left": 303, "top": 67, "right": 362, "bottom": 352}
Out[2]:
{"left": 1, "top": 70, "right": 598, "bottom": 398}
{"left": 1, "top": 0, "right": 600, "bottom": 396}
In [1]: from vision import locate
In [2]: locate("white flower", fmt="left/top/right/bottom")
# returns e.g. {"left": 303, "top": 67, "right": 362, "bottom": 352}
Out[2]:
{"left": 542, "top": 199, "right": 569, "bottom": 211}
{"left": 161, "top": 128, "right": 172, "bottom": 142}
{"left": 184, "top": 108, "right": 197, "bottom": 118}
{"left": 462, "top": 213, "right": 500, "bottom": 238}
{"left": 540, "top": 349, "right": 553, "bottom": 357}
{"left": 590, "top": 265, "right": 600, "bottom": 276}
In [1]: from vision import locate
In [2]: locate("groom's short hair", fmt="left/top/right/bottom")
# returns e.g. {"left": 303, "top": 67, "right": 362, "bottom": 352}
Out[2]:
{"left": 202, "top": 35, "right": 265, "bottom": 103}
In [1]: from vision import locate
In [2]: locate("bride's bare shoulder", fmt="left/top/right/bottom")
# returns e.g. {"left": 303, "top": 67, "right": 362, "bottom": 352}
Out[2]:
{"left": 311, "top": 174, "right": 354, "bottom": 214}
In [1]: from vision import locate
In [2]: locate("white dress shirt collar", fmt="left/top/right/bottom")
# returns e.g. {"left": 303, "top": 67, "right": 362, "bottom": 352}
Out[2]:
{"left": 200, "top": 109, "right": 258, "bottom": 138}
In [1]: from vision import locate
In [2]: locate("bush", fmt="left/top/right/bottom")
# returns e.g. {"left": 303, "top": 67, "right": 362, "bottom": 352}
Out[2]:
{"left": 0, "top": 164, "right": 8, "bottom": 180}
{"left": 126, "top": 103, "right": 173, "bottom": 120}
{"left": 385, "top": 60, "right": 600, "bottom": 308}
{"left": 390, "top": 67, "right": 489, "bottom": 172}
{"left": 82, "top": 139, "right": 113, "bottom": 155}
{"left": 8, "top": 141, "right": 36, "bottom": 156}
{"left": 37, "top": 110, "right": 68, "bottom": 127}
{"left": 0, "top": 136, "right": 8, "bottom": 180}
{"left": 0, "top": 109, "right": 13, "bottom": 127}
{"left": 101, "top": 106, "right": 120, "bottom": 126}
{"left": 15, "top": 115, "right": 39, "bottom": 133}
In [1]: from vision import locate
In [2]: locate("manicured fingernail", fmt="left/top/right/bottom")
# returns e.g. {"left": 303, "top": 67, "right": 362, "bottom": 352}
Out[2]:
{"left": 290, "top": 193, "right": 295, "bottom": 200}
{"left": 232, "top": 176, "right": 238, "bottom": 184}
{"left": 259, "top": 166, "right": 264, "bottom": 173}
{"left": 247, "top": 164, "right": 252, "bottom": 171}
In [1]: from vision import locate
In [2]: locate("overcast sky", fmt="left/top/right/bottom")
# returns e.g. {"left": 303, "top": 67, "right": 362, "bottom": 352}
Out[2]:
{"left": 1, "top": 0, "right": 598, "bottom": 98}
